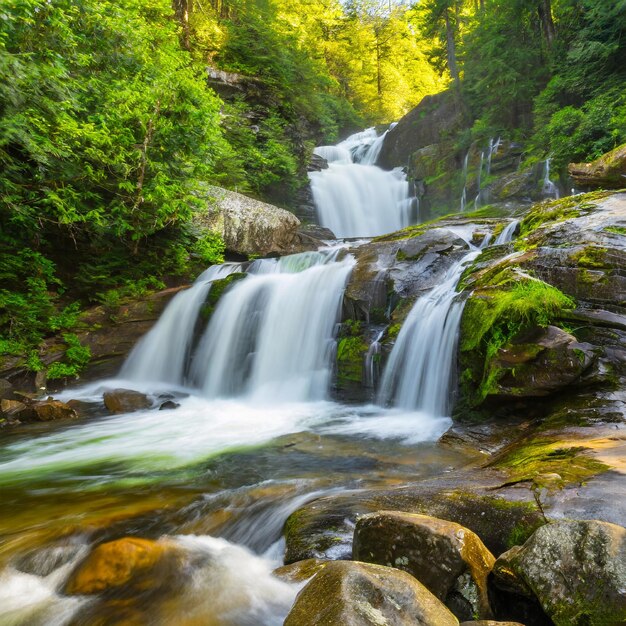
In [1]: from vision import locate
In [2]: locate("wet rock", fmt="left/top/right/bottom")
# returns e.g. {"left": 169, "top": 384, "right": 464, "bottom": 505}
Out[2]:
{"left": 492, "top": 520, "right": 626, "bottom": 625}
{"left": 65, "top": 537, "right": 179, "bottom": 595}
{"left": 0, "top": 378, "right": 15, "bottom": 400}
{"left": 32, "top": 399, "right": 78, "bottom": 421}
{"left": 0, "top": 398, "right": 35, "bottom": 421}
{"left": 273, "top": 558, "right": 328, "bottom": 583}
{"left": 283, "top": 560, "right": 459, "bottom": 626}
{"left": 159, "top": 400, "right": 180, "bottom": 411}
{"left": 353, "top": 511, "right": 495, "bottom": 620}
{"left": 194, "top": 185, "right": 302, "bottom": 257}
{"left": 103, "top": 389, "right": 151, "bottom": 414}
{"left": 568, "top": 143, "right": 626, "bottom": 189}
{"left": 284, "top": 487, "right": 545, "bottom": 564}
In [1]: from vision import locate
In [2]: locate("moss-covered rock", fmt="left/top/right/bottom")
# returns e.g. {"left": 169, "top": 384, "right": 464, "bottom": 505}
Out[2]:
{"left": 568, "top": 143, "right": 626, "bottom": 189}
{"left": 284, "top": 560, "right": 460, "bottom": 626}
{"left": 353, "top": 511, "right": 495, "bottom": 621}
{"left": 492, "top": 520, "right": 626, "bottom": 625}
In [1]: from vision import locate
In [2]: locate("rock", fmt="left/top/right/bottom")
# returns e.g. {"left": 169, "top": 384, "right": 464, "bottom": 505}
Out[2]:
{"left": 284, "top": 487, "right": 545, "bottom": 565}
{"left": 103, "top": 389, "right": 151, "bottom": 414}
{"left": 65, "top": 537, "right": 178, "bottom": 595}
{"left": 353, "top": 511, "right": 495, "bottom": 621}
{"left": 194, "top": 185, "right": 302, "bottom": 257}
{"left": 0, "top": 398, "right": 35, "bottom": 421}
{"left": 487, "top": 325, "right": 597, "bottom": 398}
{"left": 0, "top": 378, "right": 15, "bottom": 400}
{"left": 568, "top": 143, "right": 626, "bottom": 189}
{"left": 32, "top": 399, "right": 78, "bottom": 421}
{"left": 460, "top": 622, "right": 524, "bottom": 626}
{"left": 159, "top": 400, "right": 180, "bottom": 411}
{"left": 283, "top": 560, "right": 459, "bottom": 626}
{"left": 492, "top": 520, "right": 626, "bottom": 625}
{"left": 378, "top": 90, "right": 465, "bottom": 170}
{"left": 273, "top": 558, "right": 328, "bottom": 583}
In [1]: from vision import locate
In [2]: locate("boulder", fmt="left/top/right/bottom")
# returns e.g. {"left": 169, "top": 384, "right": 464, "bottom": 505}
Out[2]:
{"left": 65, "top": 537, "right": 179, "bottom": 595}
{"left": 353, "top": 512, "right": 495, "bottom": 621}
{"left": 31, "top": 399, "right": 78, "bottom": 421}
{"left": 492, "top": 520, "right": 626, "bottom": 625}
{"left": 0, "top": 398, "right": 35, "bottom": 421}
{"left": 378, "top": 90, "right": 465, "bottom": 170}
{"left": 103, "top": 389, "right": 151, "bottom": 414}
{"left": 0, "top": 378, "right": 15, "bottom": 400}
{"left": 568, "top": 143, "right": 626, "bottom": 189}
{"left": 195, "top": 185, "right": 302, "bottom": 257}
{"left": 283, "top": 560, "right": 459, "bottom": 626}
{"left": 273, "top": 558, "right": 328, "bottom": 583}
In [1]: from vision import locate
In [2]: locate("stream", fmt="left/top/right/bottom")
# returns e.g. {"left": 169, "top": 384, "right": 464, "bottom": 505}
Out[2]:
{"left": 0, "top": 128, "right": 509, "bottom": 625}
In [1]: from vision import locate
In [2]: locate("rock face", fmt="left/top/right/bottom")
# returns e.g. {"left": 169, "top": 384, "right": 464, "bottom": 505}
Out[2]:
{"left": 353, "top": 512, "right": 495, "bottom": 621}
{"left": 65, "top": 537, "right": 178, "bottom": 595}
{"left": 492, "top": 520, "right": 626, "bottom": 625}
{"left": 377, "top": 90, "right": 465, "bottom": 170}
{"left": 568, "top": 143, "right": 626, "bottom": 189}
{"left": 0, "top": 397, "right": 77, "bottom": 424}
{"left": 195, "top": 185, "right": 302, "bottom": 257}
{"left": 103, "top": 389, "right": 151, "bottom": 414}
{"left": 283, "top": 560, "right": 459, "bottom": 626}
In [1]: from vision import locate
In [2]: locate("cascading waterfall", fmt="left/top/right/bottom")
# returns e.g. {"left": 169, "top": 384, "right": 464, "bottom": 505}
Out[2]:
{"left": 309, "top": 127, "right": 416, "bottom": 237}
{"left": 189, "top": 250, "right": 355, "bottom": 402}
{"left": 121, "top": 263, "right": 244, "bottom": 385}
{"left": 474, "top": 150, "right": 484, "bottom": 208}
{"left": 460, "top": 151, "right": 470, "bottom": 212}
{"left": 542, "top": 158, "right": 560, "bottom": 199}
{"left": 377, "top": 243, "right": 484, "bottom": 416}
{"left": 495, "top": 219, "right": 520, "bottom": 245}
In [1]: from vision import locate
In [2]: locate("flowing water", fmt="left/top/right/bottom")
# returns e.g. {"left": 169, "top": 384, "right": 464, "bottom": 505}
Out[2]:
{"left": 309, "top": 127, "right": 417, "bottom": 237}
{"left": 0, "top": 129, "right": 521, "bottom": 624}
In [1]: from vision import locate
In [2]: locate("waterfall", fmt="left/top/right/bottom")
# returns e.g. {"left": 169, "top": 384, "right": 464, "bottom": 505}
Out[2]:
{"left": 474, "top": 151, "right": 484, "bottom": 209}
{"left": 364, "top": 330, "right": 384, "bottom": 389}
{"left": 495, "top": 219, "right": 520, "bottom": 245}
{"left": 460, "top": 151, "right": 469, "bottom": 212}
{"left": 486, "top": 136, "right": 501, "bottom": 176}
{"left": 121, "top": 263, "right": 244, "bottom": 385}
{"left": 309, "top": 128, "right": 415, "bottom": 237}
{"left": 542, "top": 158, "right": 560, "bottom": 199}
{"left": 189, "top": 250, "right": 355, "bottom": 403}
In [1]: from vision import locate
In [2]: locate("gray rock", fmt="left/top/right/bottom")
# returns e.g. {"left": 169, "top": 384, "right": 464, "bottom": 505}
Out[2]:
{"left": 353, "top": 511, "right": 495, "bottom": 620}
{"left": 492, "top": 520, "right": 626, "bottom": 625}
{"left": 284, "top": 560, "right": 459, "bottom": 626}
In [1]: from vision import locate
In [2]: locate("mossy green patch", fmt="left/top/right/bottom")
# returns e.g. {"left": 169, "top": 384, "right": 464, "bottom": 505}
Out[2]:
{"left": 571, "top": 245, "right": 608, "bottom": 268}
{"left": 604, "top": 225, "right": 626, "bottom": 236}
{"left": 492, "top": 439, "right": 609, "bottom": 486}
{"left": 199, "top": 273, "right": 247, "bottom": 320}
{"left": 336, "top": 336, "right": 368, "bottom": 383}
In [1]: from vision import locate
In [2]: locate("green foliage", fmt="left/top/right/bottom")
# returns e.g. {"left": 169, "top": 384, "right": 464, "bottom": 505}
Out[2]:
{"left": 47, "top": 333, "right": 91, "bottom": 379}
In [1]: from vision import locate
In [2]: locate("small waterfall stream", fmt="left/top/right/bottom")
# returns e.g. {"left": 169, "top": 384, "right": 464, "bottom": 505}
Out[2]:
{"left": 309, "top": 128, "right": 416, "bottom": 237}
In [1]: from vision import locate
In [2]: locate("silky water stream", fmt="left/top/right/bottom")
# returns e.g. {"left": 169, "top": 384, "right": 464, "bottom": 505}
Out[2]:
{"left": 0, "top": 130, "right": 516, "bottom": 625}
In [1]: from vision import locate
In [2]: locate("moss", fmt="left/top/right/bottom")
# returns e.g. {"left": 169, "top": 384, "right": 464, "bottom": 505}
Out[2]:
{"left": 516, "top": 190, "right": 613, "bottom": 244}
{"left": 199, "top": 273, "right": 246, "bottom": 320}
{"left": 492, "top": 439, "right": 609, "bottom": 485}
{"left": 387, "top": 323, "right": 402, "bottom": 339}
{"left": 395, "top": 248, "right": 426, "bottom": 263}
{"left": 604, "top": 225, "right": 626, "bottom": 235}
{"left": 460, "top": 279, "right": 574, "bottom": 403}
{"left": 571, "top": 245, "right": 608, "bottom": 268}
{"left": 336, "top": 334, "right": 368, "bottom": 383}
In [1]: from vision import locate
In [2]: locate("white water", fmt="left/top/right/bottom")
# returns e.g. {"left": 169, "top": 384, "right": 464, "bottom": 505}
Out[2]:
{"left": 542, "top": 158, "right": 560, "bottom": 199}
{"left": 460, "top": 151, "right": 470, "bottom": 212}
{"left": 309, "top": 127, "right": 416, "bottom": 237}
{"left": 121, "top": 263, "right": 243, "bottom": 385}
{"left": 495, "top": 219, "right": 520, "bottom": 245}
{"left": 474, "top": 150, "right": 484, "bottom": 208}
{"left": 189, "top": 250, "right": 354, "bottom": 402}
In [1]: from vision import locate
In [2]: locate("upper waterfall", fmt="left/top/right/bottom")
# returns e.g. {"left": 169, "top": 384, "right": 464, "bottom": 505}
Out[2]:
{"left": 309, "top": 127, "right": 416, "bottom": 238}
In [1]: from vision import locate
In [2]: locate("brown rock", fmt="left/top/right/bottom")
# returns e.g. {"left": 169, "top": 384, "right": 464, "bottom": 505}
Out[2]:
{"left": 0, "top": 378, "right": 15, "bottom": 400}
{"left": 568, "top": 143, "right": 626, "bottom": 189}
{"left": 65, "top": 537, "right": 177, "bottom": 595}
{"left": 273, "top": 558, "right": 328, "bottom": 583}
{"left": 32, "top": 399, "right": 78, "bottom": 421}
{"left": 353, "top": 511, "right": 495, "bottom": 621}
{"left": 284, "top": 560, "right": 459, "bottom": 626}
{"left": 103, "top": 389, "right": 151, "bottom": 414}
{"left": 0, "top": 399, "right": 35, "bottom": 421}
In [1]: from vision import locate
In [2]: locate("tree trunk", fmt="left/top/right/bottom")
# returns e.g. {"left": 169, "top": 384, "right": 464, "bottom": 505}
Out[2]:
{"left": 537, "top": 0, "right": 556, "bottom": 48}
{"left": 444, "top": 7, "right": 460, "bottom": 92}
{"left": 173, "top": 0, "right": 191, "bottom": 50}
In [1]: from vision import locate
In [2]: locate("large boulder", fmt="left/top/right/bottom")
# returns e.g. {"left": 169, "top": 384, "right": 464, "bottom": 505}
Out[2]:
{"left": 195, "top": 185, "right": 302, "bottom": 257}
{"left": 353, "top": 512, "right": 495, "bottom": 621}
{"left": 283, "top": 560, "right": 459, "bottom": 626}
{"left": 492, "top": 520, "right": 626, "bottom": 625}
{"left": 103, "top": 389, "right": 151, "bottom": 414}
{"left": 568, "top": 143, "right": 626, "bottom": 189}
{"left": 377, "top": 90, "right": 465, "bottom": 170}
{"left": 32, "top": 399, "right": 78, "bottom": 421}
